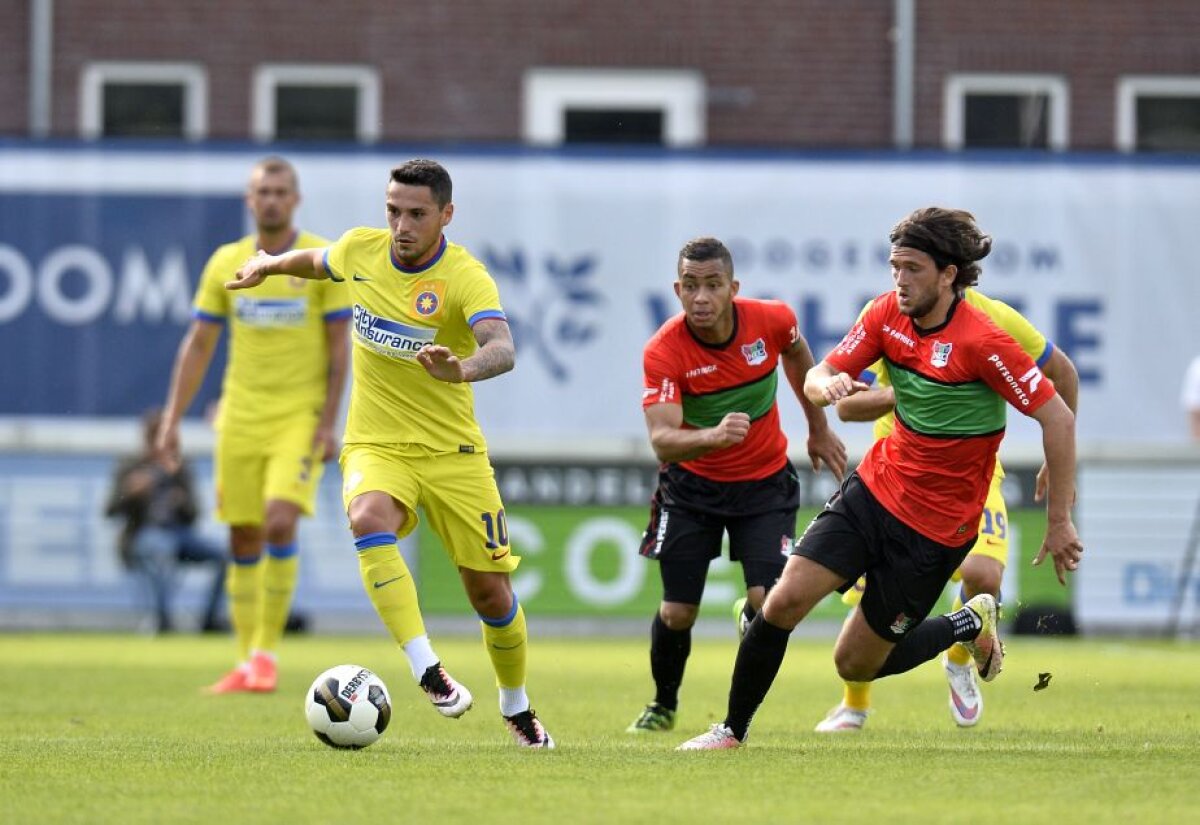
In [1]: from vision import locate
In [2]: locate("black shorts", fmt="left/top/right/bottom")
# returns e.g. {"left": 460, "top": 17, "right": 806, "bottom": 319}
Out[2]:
{"left": 794, "top": 472, "right": 972, "bottom": 642}
{"left": 639, "top": 462, "right": 800, "bottom": 606}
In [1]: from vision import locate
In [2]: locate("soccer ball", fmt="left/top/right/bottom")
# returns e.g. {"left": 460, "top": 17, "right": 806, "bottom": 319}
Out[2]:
{"left": 304, "top": 664, "right": 392, "bottom": 749}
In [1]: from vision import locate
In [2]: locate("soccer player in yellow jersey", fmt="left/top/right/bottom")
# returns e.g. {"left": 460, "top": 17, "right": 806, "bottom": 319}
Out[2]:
{"left": 817, "top": 287, "right": 1079, "bottom": 731}
{"left": 156, "top": 157, "right": 351, "bottom": 694}
{"left": 224, "top": 159, "right": 554, "bottom": 748}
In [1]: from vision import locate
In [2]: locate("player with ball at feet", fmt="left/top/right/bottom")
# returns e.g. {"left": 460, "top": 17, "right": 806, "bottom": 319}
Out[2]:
{"left": 228, "top": 159, "right": 552, "bottom": 749}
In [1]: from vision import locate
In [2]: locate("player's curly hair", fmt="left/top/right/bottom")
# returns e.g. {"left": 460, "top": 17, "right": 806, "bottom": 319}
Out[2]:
{"left": 890, "top": 207, "right": 992, "bottom": 290}
{"left": 391, "top": 159, "right": 453, "bottom": 208}
{"left": 678, "top": 236, "right": 734, "bottom": 277}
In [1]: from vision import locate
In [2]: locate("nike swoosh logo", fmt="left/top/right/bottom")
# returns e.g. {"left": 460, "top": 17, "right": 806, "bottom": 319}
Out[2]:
{"left": 491, "top": 641, "right": 525, "bottom": 651}
{"left": 353, "top": 273, "right": 371, "bottom": 282}
{"left": 373, "top": 576, "right": 405, "bottom": 588}
{"left": 491, "top": 549, "right": 510, "bottom": 561}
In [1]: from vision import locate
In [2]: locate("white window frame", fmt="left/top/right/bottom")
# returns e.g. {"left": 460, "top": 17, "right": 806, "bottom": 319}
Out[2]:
{"left": 943, "top": 73, "right": 1069, "bottom": 151}
{"left": 522, "top": 68, "right": 706, "bottom": 147}
{"left": 251, "top": 64, "right": 381, "bottom": 143}
{"left": 1116, "top": 75, "right": 1200, "bottom": 152}
{"left": 79, "top": 61, "right": 208, "bottom": 140}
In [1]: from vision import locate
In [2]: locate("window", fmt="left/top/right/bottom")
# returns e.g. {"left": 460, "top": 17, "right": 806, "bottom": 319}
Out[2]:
{"left": 523, "top": 68, "right": 706, "bottom": 147}
{"left": 1117, "top": 76, "right": 1200, "bottom": 153}
{"left": 943, "top": 74, "right": 1069, "bottom": 150}
{"left": 80, "top": 62, "right": 207, "bottom": 140}
{"left": 252, "top": 65, "right": 381, "bottom": 142}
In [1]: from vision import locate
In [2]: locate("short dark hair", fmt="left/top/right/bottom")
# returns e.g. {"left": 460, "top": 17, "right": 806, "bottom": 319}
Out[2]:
{"left": 390, "top": 159, "right": 453, "bottom": 208}
{"left": 678, "top": 236, "right": 734, "bottom": 277}
{"left": 251, "top": 156, "right": 298, "bottom": 190}
{"left": 890, "top": 207, "right": 992, "bottom": 290}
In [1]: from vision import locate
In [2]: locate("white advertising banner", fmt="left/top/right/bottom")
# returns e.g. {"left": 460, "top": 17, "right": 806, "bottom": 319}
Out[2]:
{"left": 3, "top": 148, "right": 1198, "bottom": 455}
{"left": 1075, "top": 460, "right": 1200, "bottom": 635}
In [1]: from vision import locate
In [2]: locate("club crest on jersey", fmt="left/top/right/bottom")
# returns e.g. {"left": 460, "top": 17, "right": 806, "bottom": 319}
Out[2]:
{"left": 741, "top": 338, "right": 768, "bottom": 366}
{"left": 413, "top": 280, "right": 445, "bottom": 317}
{"left": 930, "top": 341, "right": 953, "bottom": 368}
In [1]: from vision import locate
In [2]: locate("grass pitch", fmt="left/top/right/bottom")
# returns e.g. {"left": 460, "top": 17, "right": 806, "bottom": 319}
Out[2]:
{"left": 3, "top": 631, "right": 1197, "bottom": 824}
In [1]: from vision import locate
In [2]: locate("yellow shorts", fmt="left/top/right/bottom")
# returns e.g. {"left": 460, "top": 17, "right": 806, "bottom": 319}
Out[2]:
{"left": 214, "top": 412, "right": 324, "bottom": 525}
{"left": 841, "top": 470, "right": 1009, "bottom": 606}
{"left": 340, "top": 443, "right": 519, "bottom": 574}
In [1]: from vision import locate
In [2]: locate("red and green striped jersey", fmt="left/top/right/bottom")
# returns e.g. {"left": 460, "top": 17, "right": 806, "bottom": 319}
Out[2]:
{"left": 642, "top": 297, "right": 800, "bottom": 482}
{"left": 825, "top": 292, "right": 1057, "bottom": 545}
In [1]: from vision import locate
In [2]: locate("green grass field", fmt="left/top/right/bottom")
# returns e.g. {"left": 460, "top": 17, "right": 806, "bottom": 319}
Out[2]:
{"left": 3, "top": 631, "right": 1198, "bottom": 824}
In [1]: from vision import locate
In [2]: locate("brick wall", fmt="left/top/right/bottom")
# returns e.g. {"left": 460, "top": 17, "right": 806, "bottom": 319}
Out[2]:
{"left": 5, "top": 0, "right": 1198, "bottom": 149}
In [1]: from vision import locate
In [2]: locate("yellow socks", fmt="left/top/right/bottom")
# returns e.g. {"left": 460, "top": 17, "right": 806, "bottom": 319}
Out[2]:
{"left": 842, "top": 680, "right": 871, "bottom": 712}
{"left": 226, "top": 556, "right": 262, "bottom": 663}
{"left": 356, "top": 533, "right": 425, "bottom": 645}
{"left": 252, "top": 542, "right": 298, "bottom": 655}
{"left": 481, "top": 598, "right": 528, "bottom": 690}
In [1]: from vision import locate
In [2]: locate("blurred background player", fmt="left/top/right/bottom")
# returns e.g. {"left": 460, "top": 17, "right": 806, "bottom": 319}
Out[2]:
{"left": 679, "top": 207, "right": 1083, "bottom": 751}
{"left": 224, "top": 159, "right": 554, "bottom": 748}
{"left": 627, "top": 236, "right": 846, "bottom": 733}
{"left": 157, "top": 157, "right": 351, "bottom": 693}
{"left": 822, "top": 288, "right": 1079, "bottom": 731}
{"left": 105, "top": 407, "right": 226, "bottom": 635}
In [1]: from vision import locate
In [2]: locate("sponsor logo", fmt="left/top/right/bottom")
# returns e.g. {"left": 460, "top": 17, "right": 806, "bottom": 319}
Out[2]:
{"left": 881, "top": 323, "right": 916, "bottom": 348}
{"left": 233, "top": 297, "right": 307, "bottom": 327}
{"left": 491, "top": 548, "right": 510, "bottom": 561}
{"left": 415, "top": 290, "right": 440, "bottom": 315}
{"left": 339, "top": 668, "right": 373, "bottom": 700}
{"left": 741, "top": 338, "right": 768, "bottom": 366}
{"left": 373, "top": 576, "right": 405, "bottom": 589}
{"left": 890, "top": 613, "right": 914, "bottom": 635}
{"left": 352, "top": 272, "right": 371, "bottom": 282}
{"left": 834, "top": 323, "right": 867, "bottom": 356}
{"left": 352, "top": 304, "right": 436, "bottom": 358}
{"left": 931, "top": 340, "right": 953, "bottom": 368}
{"left": 986, "top": 354, "right": 1042, "bottom": 407}
{"left": 685, "top": 363, "right": 718, "bottom": 379}
{"left": 649, "top": 377, "right": 676, "bottom": 404}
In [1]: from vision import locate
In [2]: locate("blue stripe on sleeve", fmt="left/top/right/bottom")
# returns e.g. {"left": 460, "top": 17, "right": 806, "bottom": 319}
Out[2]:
{"left": 323, "top": 307, "right": 352, "bottom": 322}
{"left": 1036, "top": 341, "right": 1055, "bottom": 368}
{"left": 324, "top": 249, "right": 344, "bottom": 282}
{"left": 468, "top": 309, "right": 507, "bottom": 326}
{"left": 192, "top": 309, "right": 226, "bottom": 324}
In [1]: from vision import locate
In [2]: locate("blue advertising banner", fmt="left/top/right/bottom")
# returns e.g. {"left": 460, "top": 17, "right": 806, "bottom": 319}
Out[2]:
{"left": 0, "top": 193, "right": 243, "bottom": 415}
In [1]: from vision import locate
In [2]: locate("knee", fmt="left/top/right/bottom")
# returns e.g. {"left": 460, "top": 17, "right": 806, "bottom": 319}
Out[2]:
{"left": 960, "top": 558, "right": 1004, "bottom": 599}
{"left": 468, "top": 582, "right": 513, "bottom": 619}
{"left": 833, "top": 648, "right": 876, "bottom": 683}
{"left": 659, "top": 602, "right": 698, "bottom": 630}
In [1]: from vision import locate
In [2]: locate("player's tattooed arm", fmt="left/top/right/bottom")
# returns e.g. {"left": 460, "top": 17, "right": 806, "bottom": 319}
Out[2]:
{"left": 416, "top": 318, "right": 515, "bottom": 383}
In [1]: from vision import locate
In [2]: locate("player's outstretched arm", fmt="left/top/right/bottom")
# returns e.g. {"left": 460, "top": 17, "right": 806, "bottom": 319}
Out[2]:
{"left": 417, "top": 318, "right": 515, "bottom": 383}
{"left": 782, "top": 337, "right": 847, "bottom": 479}
{"left": 644, "top": 404, "right": 750, "bottom": 464}
{"left": 1029, "top": 394, "right": 1083, "bottom": 585}
{"left": 804, "top": 362, "right": 872, "bottom": 407}
{"left": 1034, "top": 348, "right": 1080, "bottom": 502}
{"left": 225, "top": 248, "right": 328, "bottom": 290}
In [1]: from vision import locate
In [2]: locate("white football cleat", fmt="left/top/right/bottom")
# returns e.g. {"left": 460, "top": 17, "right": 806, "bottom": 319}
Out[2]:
{"left": 419, "top": 663, "right": 474, "bottom": 718}
{"left": 962, "top": 594, "right": 1005, "bottom": 682}
{"left": 944, "top": 654, "right": 982, "bottom": 727}
{"left": 676, "top": 723, "right": 742, "bottom": 750}
{"left": 814, "top": 703, "right": 868, "bottom": 733}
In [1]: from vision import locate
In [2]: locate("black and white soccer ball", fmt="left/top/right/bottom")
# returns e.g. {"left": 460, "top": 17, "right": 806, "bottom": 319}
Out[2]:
{"left": 305, "top": 664, "right": 391, "bottom": 749}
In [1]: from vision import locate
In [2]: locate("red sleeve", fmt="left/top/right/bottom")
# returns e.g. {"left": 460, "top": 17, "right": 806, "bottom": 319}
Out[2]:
{"left": 767, "top": 300, "right": 800, "bottom": 354}
{"left": 642, "top": 334, "right": 681, "bottom": 409}
{"left": 975, "top": 323, "right": 1058, "bottom": 415}
{"left": 824, "top": 296, "right": 885, "bottom": 378}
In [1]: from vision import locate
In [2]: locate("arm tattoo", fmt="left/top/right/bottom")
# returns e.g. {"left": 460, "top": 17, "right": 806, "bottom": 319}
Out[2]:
{"left": 463, "top": 318, "right": 516, "bottom": 382}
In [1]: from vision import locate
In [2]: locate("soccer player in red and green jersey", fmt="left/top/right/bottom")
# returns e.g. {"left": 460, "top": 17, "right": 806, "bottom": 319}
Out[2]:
{"left": 679, "top": 207, "right": 1083, "bottom": 750}
{"left": 627, "top": 236, "right": 847, "bottom": 734}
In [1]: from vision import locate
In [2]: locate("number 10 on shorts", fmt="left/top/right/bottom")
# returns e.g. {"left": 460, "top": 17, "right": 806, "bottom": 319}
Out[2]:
{"left": 480, "top": 509, "right": 509, "bottom": 550}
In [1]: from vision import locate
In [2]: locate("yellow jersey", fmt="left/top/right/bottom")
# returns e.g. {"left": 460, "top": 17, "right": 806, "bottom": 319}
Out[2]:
{"left": 193, "top": 231, "right": 348, "bottom": 430}
{"left": 324, "top": 230, "right": 506, "bottom": 451}
{"left": 859, "top": 288, "right": 1053, "bottom": 479}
